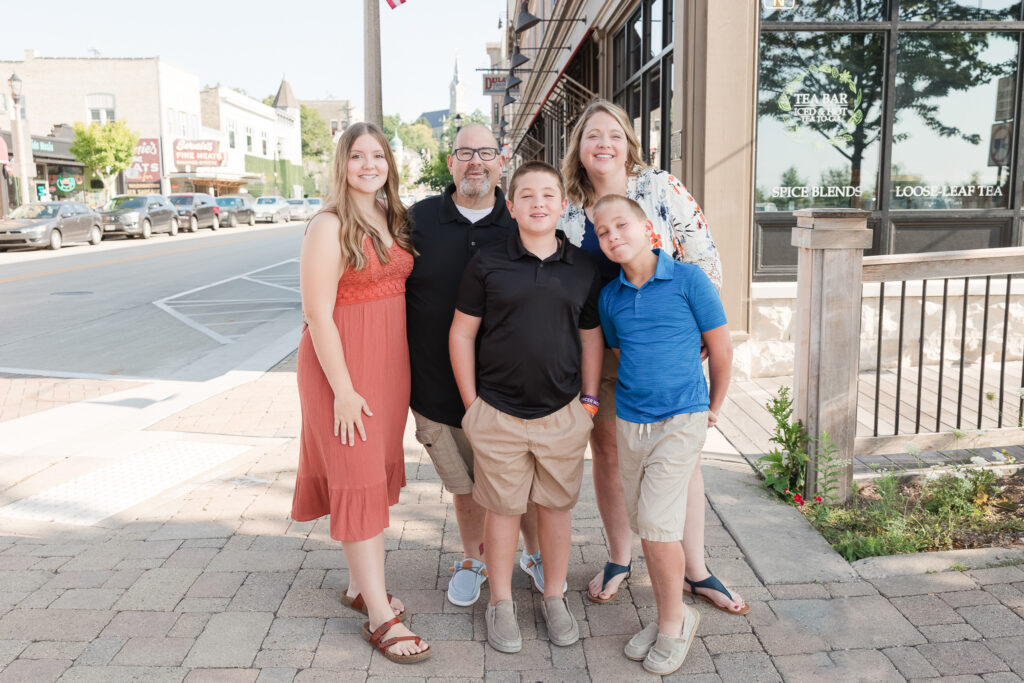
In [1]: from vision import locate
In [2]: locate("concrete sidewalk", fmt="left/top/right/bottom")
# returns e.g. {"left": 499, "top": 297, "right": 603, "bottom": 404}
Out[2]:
{"left": 0, "top": 354, "right": 1023, "bottom": 682}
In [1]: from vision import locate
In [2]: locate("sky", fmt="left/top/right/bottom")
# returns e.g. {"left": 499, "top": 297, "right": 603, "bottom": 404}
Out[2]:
{"left": 0, "top": 0, "right": 507, "bottom": 124}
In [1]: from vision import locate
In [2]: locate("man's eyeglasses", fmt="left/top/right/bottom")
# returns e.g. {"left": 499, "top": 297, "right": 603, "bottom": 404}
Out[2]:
{"left": 453, "top": 147, "right": 499, "bottom": 162}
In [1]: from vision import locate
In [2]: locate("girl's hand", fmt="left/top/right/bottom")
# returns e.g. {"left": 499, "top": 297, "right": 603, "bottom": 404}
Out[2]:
{"left": 334, "top": 390, "right": 373, "bottom": 446}
{"left": 707, "top": 410, "right": 719, "bottom": 429}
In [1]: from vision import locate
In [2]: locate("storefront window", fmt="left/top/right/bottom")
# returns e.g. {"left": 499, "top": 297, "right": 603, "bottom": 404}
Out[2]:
{"left": 891, "top": 32, "right": 1017, "bottom": 210}
{"left": 613, "top": 1, "right": 673, "bottom": 171}
{"left": 900, "top": 1, "right": 1020, "bottom": 21}
{"left": 756, "top": 32, "right": 885, "bottom": 211}
{"left": 761, "top": 0, "right": 885, "bottom": 23}
{"left": 647, "top": 0, "right": 664, "bottom": 61}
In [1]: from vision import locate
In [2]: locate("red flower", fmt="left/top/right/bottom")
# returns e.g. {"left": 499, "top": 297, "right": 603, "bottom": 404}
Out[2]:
{"left": 793, "top": 493, "right": 805, "bottom": 506}
{"left": 815, "top": 496, "right": 823, "bottom": 503}
{"left": 784, "top": 488, "right": 790, "bottom": 494}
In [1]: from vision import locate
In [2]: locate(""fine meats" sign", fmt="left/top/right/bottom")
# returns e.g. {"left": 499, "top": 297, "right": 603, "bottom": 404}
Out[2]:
{"left": 173, "top": 139, "right": 225, "bottom": 169}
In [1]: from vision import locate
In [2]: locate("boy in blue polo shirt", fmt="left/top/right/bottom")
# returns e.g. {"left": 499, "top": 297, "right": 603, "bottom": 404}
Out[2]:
{"left": 593, "top": 194, "right": 732, "bottom": 676}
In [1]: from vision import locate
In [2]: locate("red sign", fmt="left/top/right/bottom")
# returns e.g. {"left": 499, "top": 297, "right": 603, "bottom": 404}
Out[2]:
{"left": 483, "top": 74, "right": 518, "bottom": 95}
{"left": 126, "top": 138, "right": 162, "bottom": 185}
{"left": 173, "top": 139, "right": 225, "bottom": 169}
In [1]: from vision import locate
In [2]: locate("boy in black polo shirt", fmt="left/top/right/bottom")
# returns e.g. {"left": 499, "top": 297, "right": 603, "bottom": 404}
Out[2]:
{"left": 450, "top": 161, "right": 603, "bottom": 654}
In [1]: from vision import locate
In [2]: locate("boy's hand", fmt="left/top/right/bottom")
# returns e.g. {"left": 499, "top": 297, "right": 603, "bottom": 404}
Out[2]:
{"left": 707, "top": 409, "right": 719, "bottom": 428}
{"left": 700, "top": 339, "right": 709, "bottom": 361}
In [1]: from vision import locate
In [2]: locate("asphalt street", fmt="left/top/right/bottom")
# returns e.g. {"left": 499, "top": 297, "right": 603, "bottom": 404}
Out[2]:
{"left": 0, "top": 221, "right": 305, "bottom": 381}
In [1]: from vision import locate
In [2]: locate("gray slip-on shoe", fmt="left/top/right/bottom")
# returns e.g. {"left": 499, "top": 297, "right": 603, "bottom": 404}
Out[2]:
{"left": 485, "top": 600, "right": 522, "bottom": 653}
{"left": 541, "top": 595, "right": 579, "bottom": 647}
{"left": 624, "top": 620, "right": 659, "bottom": 661}
{"left": 642, "top": 605, "right": 701, "bottom": 675}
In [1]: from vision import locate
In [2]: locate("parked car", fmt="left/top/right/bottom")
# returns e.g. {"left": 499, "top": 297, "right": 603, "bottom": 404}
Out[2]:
{"left": 286, "top": 198, "right": 314, "bottom": 221}
{"left": 254, "top": 196, "right": 292, "bottom": 223}
{"left": 306, "top": 197, "right": 323, "bottom": 214}
{"left": 0, "top": 201, "right": 103, "bottom": 250}
{"left": 169, "top": 193, "right": 220, "bottom": 232}
{"left": 99, "top": 194, "right": 179, "bottom": 239}
{"left": 215, "top": 195, "right": 256, "bottom": 227}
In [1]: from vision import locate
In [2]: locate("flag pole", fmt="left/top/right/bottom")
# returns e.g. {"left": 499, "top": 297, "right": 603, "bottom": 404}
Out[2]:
{"left": 364, "top": 0, "right": 384, "bottom": 127}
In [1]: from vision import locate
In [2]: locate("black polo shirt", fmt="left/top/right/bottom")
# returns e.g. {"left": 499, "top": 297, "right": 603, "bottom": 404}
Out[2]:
{"left": 455, "top": 229, "right": 601, "bottom": 420}
{"left": 406, "top": 185, "right": 516, "bottom": 427}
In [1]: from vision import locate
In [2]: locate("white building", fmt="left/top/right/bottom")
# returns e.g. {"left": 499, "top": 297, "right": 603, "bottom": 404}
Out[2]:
{"left": 0, "top": 50, "right": 303, "bottom": 200}
{"left": 198, "top": 80, "right": 303, "bottom": 197}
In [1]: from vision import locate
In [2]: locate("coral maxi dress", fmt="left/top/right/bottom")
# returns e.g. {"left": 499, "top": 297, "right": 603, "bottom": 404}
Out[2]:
{"left": 291, "top": 235, "right": 414, "bottom": 541}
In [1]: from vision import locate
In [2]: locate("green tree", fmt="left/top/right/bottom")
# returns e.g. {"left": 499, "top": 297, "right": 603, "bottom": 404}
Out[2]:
{"left": 300, "top": 104, "right": 333, "bottom": 160}
{"left": 398, "top": 122, "right": 438, "bottom": 156}
{"left": 69, "top": 121, "right": 139, "bottom": 193}
{"left": 382, "top": 114, "right": 401, "bottom": 140}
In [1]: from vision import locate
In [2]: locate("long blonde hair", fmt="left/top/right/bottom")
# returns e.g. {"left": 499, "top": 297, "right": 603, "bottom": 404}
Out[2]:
{"left": 321, "top": 122, "right": 414, "bottom": 270}
{"left": 561, "top": 99, "right": 646, "bottom": 208}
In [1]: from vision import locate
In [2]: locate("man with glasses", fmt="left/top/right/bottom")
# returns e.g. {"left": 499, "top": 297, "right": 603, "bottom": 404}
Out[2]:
{"left": 407, "top": 124, "right": 546, "bottom": 606}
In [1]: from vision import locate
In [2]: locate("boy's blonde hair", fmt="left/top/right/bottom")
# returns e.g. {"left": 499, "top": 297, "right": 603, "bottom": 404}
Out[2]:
{"left": 593, "top": 194, "right": 648, "bottom": 223}
{"left": 508, "top": 160, "right": 565, "bottom": 201}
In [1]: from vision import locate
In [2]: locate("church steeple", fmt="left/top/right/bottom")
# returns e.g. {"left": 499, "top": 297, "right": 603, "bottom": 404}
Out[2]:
{"left": 450, "top": 51, "right": 466, "bottom": 116}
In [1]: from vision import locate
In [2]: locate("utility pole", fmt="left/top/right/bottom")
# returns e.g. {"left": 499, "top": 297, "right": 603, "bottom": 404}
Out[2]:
{"left": 364, "top": 0, "right": 383, "bottom": 127}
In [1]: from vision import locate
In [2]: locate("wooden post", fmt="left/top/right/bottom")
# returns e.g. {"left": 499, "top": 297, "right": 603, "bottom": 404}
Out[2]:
{"left": 792, "top": 209, "right": 872, "bottom": 502}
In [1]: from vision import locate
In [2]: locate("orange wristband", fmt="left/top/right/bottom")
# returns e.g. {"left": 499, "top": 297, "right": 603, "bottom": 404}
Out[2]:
{"left": 581, "top": 402, "right": 599, "bottom": 416}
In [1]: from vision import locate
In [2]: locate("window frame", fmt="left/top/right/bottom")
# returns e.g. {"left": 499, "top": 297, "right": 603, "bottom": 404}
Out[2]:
{"left": 612, "top": 0, "right": 674, "bottom": 172}
{"left": 753, "top": 3, "right": 1024, "bottom": 281}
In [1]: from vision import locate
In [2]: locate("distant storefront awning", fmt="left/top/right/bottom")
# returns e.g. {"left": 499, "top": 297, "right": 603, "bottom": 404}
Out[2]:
{"left": 0, "top": 130, "right": 82, "bottom": 168}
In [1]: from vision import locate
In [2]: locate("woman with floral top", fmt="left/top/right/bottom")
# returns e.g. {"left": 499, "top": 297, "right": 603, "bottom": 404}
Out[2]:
{"left": 558, "top": 99, "right": 747, "bottom": 615}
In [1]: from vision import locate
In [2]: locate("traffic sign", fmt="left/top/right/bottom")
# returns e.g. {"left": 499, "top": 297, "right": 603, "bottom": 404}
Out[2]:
{"left": 989, "top": 122, "right": 1012, "bottom": 167}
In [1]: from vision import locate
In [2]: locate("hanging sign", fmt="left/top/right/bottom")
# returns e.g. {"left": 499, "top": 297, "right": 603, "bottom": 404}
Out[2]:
{"left": 484, "top": 74, "right": 516, "bottom": 95}
{"left": 989, "top": 122, "right": 1012, "bottom": 167}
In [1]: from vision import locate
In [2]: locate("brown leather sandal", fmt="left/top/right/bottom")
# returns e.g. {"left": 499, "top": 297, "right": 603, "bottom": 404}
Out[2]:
{"left": 341, "top": 591, "right": 408, "bottom": 622}
{"left": 361, "top": 616, "right": 431, "bottom": 663}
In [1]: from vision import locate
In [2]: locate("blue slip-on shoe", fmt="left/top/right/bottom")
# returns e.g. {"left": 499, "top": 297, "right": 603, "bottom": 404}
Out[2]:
{"left": 518, "top": 551, "right": 567, "bottom": 594}
{"left": 447, "top": 557, "right": 488, "bottom": 607}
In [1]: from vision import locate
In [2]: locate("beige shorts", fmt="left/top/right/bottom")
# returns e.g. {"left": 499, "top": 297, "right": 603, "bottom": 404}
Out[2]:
{"left": 616, "top": 411, "right": 708, "bottom": 542}
{"left": 595, "top": 347, "right": 618, "bottom": 422}
{"left": 411, "top": 410, "right": 474, "bottom": 495}
{"left": 462, "top": 397, "right": 594, "bottom": 515}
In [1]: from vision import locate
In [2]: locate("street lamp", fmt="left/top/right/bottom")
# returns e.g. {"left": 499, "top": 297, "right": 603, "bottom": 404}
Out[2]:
{"left": 8, "top": 73, "right": 32, "bottom": 207}
{"left": 513, "top": 1, "right": 587, "bottom": 35}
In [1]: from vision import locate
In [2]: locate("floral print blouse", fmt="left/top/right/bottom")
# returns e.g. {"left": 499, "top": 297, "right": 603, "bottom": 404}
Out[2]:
{"left": 558, "top": 168, "right": 723, "bottom": 289}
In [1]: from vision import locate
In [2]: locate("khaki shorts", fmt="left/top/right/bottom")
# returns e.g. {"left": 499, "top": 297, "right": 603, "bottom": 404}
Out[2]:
{"left": 411, "top": 410, "right": 474, "bottom": 495}
{"left": 595, "top": 347, "right": 618, "bottom": 422}
{"left": 616, "top": 412, "right": 708, "bottom": 542}
{"left": 462, "top": 397, "right": 594, "bottom": 515}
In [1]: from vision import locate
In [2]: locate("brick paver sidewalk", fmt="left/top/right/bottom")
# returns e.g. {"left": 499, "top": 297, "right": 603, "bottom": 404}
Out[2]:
{"left": 1, "top": 355, "right": 1023, "bottom": 681}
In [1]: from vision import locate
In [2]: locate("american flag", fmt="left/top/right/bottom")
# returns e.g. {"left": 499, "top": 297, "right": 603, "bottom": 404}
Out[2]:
{"left": 386, "top": 0, "right": 407, "bottom": 8}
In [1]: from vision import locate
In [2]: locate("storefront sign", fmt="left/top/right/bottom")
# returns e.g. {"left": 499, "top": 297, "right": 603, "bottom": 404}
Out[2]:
{"left": 173, "top": 139, "right": 225, "bottom": 169}
{"left": 778, "top": 63, "right": 863, "bottom": 148}
{"left": 55, "top": 174, "right": 76, "bottom": 192}
{"left": 893, "top": 185, "right": 1003, "bottom": 198}
{"left": 770, "top": 185, "right": 862, "bottom": 199}
{"left": 989, "top": 122, "right": 1012, "bottom": 167}
{"left": 126, "top": 138, "right": 162, "bottom": 185}
{"left": 31, "top": 139, "right": 55, "bottom": 153}
{"left": 483, "top": 74, "right": 517, "bottom": 95}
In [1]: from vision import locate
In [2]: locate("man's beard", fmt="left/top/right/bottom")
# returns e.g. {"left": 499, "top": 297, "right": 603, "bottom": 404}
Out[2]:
{"left": 458, "top": 171, "right": 493, "bottom": 198}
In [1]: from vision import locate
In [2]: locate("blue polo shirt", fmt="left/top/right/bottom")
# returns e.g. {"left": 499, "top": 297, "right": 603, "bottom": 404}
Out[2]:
{"left": 599, "top": 249, "right": 727, "bottom": 423}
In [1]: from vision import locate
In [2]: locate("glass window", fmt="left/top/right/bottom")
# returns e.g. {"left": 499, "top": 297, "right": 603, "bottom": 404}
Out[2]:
{"left": 891, "top": 32, "right": 1017, "bottom": 210}
{"left": 761, "top": 0, "right": 885, "bottom": 22}
{"left": 756, "top": 32, "right": 885, "bottom": 211}
{"left": 647, "top": 0, "right": 664, "bottom": 61}
{"left": 246, "top": 127, "right": 253, "bottom": 153}
{"left": 627, "top": 9, "right": 642, "bottom": 75}
{"left": 894, "top": 222, "right": 1007, "bottom": 253}
{"left": 900, "top": 0, "right": 1020, "bottom": 21}
{"left": 646, "top": 68, "right": 662, "bottom": 168}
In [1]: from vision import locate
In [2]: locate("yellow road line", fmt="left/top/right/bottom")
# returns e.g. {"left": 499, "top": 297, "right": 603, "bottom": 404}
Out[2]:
{"left": 0, "top": 229, "right": 301, "bottom": 285}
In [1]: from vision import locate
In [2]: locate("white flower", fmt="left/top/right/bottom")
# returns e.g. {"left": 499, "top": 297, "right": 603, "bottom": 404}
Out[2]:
{"left": 905, "top": 443, "right": 921, "bottom": 456}
{"left": 969, "top": 456, "right": 989, "bottom": 466}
